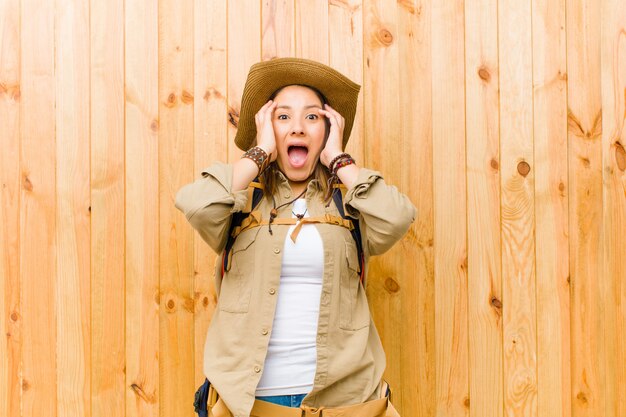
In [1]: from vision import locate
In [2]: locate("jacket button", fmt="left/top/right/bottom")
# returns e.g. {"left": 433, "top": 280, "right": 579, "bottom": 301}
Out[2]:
{"left": 254, "top": 366, "right": 261, "bottom": 373}
{"left": 269, "top": 288, "right": 276, "bottom": 295}
{"left": 273, "top": 247, "right": 280, "bottom": 254}
{"left": 262, "top": 328, "right": 269, "bottom": 335}
{"left": 285, "top": 193, "right": 291, "bottom": 199}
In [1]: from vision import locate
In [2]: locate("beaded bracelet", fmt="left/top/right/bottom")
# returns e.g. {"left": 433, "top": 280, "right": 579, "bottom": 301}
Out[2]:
{"left": 242, "top": 146, "right": 270, "bottom": 174}
{"left": 328, "top": 152, "right": 351, "bottom": 173}
{"left": 332, "top": 157, "right": 355, "bottom": 175}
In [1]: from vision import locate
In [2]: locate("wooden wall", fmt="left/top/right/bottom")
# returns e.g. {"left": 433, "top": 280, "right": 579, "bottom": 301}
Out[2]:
{"left": 1, "top": 0, "right": 625, "bottom": 416}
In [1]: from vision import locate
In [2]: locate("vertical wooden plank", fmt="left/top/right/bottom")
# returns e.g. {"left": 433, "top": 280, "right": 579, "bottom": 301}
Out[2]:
{"left": 92, "top": 0, "right": 126, "bottom": 415}
{"left": 294, "top": 0, "right": 328, "bottom": 63}
{"left": 432, "top": 0, "right": 468, "bottom": 416}
{"left": 125, "top": 0, "right": 159, "bottom": 415}
{"left": 395, "top": 0, "right": 434, "bottom": 415}
{"left": 362, "top": 0, "right": 424, "bottom": 415}
{"left": 159, "top": 0, "right": 195, "bottom": 414}
{"left": 465, "top": 0, "right": 504, "bottom": 415}
{"left": 55, "top": 0, "right": 91, "bottom": 416}
{"left": 363, "top": 0, "right": 400, "bottom": 394}
{"left": 566, "top": 0, "right": 605, "bottom": 416}
{"left": 20, "top": 0, "right": 57, "bottom": 415}
{"left": 192, "top": 0, "right": 227, "bottom": 387}
{"left": 261, "top": 0, "right": 295, "bottom": 59}
{"left": 532, "top": 0, "right": 571, "bottom": 416}
{"left": 0, "top": 1, "right": 21, "bottom": 416}
{"left": 498, "top": 0, "right": 538, "bottom": 415}
{"left": 600, "top": 0, "right": 626, "bottom": 415}
{"left": 329, "top": 0, "right": 364, "bottom": 170}
{"left": 228, "top": 1, "right": 261, "bottom": 163}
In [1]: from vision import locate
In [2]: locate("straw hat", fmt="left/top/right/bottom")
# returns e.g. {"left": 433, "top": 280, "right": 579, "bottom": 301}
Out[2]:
{"left": 234, "top": 57, "right": 361, "bottom": 152}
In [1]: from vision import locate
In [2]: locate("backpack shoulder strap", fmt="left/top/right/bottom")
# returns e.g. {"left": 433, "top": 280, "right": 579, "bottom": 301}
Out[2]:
{"left": 221, "top": 178, "right": 264, "bottom": 277}
{"left": 331, "top": 183, "right": 365, "bottom": 287}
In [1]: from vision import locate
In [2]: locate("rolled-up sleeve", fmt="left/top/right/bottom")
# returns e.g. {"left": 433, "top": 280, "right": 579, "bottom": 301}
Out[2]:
{"left": 343, "top": 167, "right": 417, "bottom": 256}
{"left": 174, "top": 161, "right": 249, "bottom": 254}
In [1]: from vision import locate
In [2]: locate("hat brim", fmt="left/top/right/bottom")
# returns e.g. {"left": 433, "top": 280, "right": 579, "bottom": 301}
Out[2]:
{"left": 234, "top": 57, "right": 361, "bottom": 152}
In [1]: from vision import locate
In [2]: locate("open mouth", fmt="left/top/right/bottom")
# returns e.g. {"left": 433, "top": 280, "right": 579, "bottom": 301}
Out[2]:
{"left": 287, "top": 145, "right": 309, "bottom": 168}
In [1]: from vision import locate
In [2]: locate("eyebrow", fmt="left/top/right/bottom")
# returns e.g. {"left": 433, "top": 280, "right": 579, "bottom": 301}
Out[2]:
{"left": 276, "top": 104, "right": 322, "bottom": 110}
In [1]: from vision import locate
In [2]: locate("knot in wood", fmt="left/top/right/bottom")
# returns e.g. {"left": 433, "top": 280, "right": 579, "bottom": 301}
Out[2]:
{"left": 181, "top": 89, "right": 194, "bottom": 104}
{"left": 166, "top": 93, "right": 176, "bottom": 107}
{"left": 615, "top": 141, "right": 626, "bottom": 171}
{"left": 478, "top": 67, "right": 491, "bottom": 82}
{"left": 23, "top": 175, "right": 33, "bottom": 191}
{"left": 517, "top": 161, "right": 531, "bottom": 177}
{"left": 384, "top": 277, "right": 400, "bottom": 293}
{"left": 377, "top": 28, "right": 394, "bottom": 45}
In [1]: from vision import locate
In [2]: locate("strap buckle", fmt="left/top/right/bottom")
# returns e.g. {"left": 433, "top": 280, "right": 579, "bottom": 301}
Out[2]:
{"left": 301, "top": 405, "right": 325, "bottom": 417}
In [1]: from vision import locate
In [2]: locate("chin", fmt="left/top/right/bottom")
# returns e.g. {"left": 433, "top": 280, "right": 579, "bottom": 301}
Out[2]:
{"left": 285, "top": 168, "right": 312, "bottom": 181}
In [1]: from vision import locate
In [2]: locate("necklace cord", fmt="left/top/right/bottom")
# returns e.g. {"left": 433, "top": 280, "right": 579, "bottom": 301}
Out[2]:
{"left": 268, "top": 188, "right": 307, "bottom": 235}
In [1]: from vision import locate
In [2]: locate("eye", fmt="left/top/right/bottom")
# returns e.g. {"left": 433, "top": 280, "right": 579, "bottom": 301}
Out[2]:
{"left": 277, "top": 114, "right": 288, "bottom": 120}
{"left": 307, "top": 114, "right": 319, "bottom": 120}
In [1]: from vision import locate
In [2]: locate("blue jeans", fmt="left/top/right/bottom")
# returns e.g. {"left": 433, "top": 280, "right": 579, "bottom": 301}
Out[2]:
{"left": 255, "top": 393, "right": 307, "bottom": 407}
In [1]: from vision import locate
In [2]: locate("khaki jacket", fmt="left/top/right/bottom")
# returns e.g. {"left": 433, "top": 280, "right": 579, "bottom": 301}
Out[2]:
{"left": 174, "top": 161, "right": 416, "bottom": 417}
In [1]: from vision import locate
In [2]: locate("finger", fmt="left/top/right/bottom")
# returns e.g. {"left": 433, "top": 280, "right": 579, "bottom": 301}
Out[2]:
{"left": 259, "top": 102, "right": 276, "bottom": 125}
{"left": 324, "top": 104, "right": 344, "bottom": 127}
{"left": 259, "top": 100, "right": 273, "bottom": 112}
{"left": 319, "top": 108, "right": 339, "bottom": 127}
{"left": 256, "top": 101, "right": 272, "bottom": 123}
{"left": 264, "top": 101, "right": 277, "bottom": 117}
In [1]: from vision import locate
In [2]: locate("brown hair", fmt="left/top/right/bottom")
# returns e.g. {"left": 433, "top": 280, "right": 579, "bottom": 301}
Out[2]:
{"left": 259, "top": 84, "right": 332, "bottom": 203}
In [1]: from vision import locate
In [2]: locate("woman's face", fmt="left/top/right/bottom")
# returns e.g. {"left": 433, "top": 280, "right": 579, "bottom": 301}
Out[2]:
{"left": 271, "top": 85, "right": 327, "bottom": 184}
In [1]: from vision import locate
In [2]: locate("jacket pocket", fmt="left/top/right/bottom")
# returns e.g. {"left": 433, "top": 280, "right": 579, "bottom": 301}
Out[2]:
{"left": 339, "top": 239, "right": 370, "bottom": 330}
{"left": 218, "top": 227, "right": 260, "bottom": 313}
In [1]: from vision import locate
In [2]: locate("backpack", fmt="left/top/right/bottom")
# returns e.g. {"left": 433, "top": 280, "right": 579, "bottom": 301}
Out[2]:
{"left": 220, "top": 177, "right": 366, "bottom": 287}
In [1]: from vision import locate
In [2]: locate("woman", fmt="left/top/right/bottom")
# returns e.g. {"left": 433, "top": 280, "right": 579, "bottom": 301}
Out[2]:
{"left": 176, "top": 57, "right": 416, "bottom": 417}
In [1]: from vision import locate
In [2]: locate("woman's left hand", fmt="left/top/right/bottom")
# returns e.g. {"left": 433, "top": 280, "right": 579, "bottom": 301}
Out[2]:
{"left": 318, "top": 104, "right": 346, "bottom": 168}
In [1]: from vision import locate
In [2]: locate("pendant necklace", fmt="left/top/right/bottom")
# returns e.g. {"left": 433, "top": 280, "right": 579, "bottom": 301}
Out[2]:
{"left": 268, "top": 188, "right": 307, "bottom": 235}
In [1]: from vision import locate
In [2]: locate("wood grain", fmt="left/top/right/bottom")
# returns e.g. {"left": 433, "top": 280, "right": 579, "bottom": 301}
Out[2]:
{"left": 91, "top": 1, "right": 126, "bottom": 417}
{"left": 499, "top": 0, "right": 538, "bottom": 415}
{"left": 432, "top": 0, "right": 468, "bottom": 416}
{"left": 125, "top": 0, "right": 159, "bottom": 416}
{"left": 56, "top": 1, "right": 91, "bottom": 416}
{"left": 330, "top": 0, "right": 364, "bottom": 168}
{"left": 20, "top": 0, "right": 57, "bottom": 415}
{"left": 192, "top": 0, "right": 228, "bottom": 393}
{"left": 0, "top": 1, "right": 21, "bottom": 417}
{"left": 0, "top": 1, "right": 624, "bottom": 416}
{"left": 295, "top": 0, "right": 329, "bottom": 63}
{"left": 466, "top": 0, "right": 504, "bottom": 415}
{"left": 262, "top": 0, "right": 295, "bottom": 60}
{"left": 600, "top": 0, "right": 626, "bottom": 415}
{"left": 159, "top": 0, "right": 195, "bottom": 415}
{"left": 567, "top": 0, "right": 605, "bottom": 416}
{"left": 228, "top": 0, "right": 261, "bottom": 164}
{"left": 532, "top": 0, "right": 571, "bottom": 416}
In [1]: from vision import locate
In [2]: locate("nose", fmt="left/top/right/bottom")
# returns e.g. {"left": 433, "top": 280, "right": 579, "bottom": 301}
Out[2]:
{"left": 290, "top": 119, "right": 305, "bottom": 136}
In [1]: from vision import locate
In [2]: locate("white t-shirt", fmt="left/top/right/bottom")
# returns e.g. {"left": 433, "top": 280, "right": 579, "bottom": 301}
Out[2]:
{"left": 254, "top": 198, "right": 324, "bottom": 396}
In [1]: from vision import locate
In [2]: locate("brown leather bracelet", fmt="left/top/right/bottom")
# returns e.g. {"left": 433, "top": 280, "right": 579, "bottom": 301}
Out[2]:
{"left": 242, "top": 146, "right": 270, "bottom": 174}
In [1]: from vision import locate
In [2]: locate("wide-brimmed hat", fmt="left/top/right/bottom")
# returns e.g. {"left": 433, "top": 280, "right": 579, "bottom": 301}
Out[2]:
{"left": 234, "top": 57, "right": 361, "bottom": 151}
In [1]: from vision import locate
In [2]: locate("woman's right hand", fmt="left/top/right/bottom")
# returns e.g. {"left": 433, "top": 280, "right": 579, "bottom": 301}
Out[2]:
{"left": 254, "top": 99, "right": 278, "bottom": 162}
